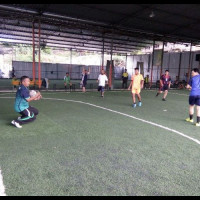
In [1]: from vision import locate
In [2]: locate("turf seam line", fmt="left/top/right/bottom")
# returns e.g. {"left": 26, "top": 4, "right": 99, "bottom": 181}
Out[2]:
{"left": 0, "top": 168, "right": 6, "bottom": 196}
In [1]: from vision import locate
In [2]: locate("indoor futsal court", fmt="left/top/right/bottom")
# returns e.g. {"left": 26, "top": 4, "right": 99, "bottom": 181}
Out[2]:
{"left": 1, "top": 4, "right": 200, "bottom": 196}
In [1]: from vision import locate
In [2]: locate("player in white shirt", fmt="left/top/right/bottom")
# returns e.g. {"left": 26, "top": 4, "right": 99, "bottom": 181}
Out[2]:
{"left": 97, "top": 69, "right": 108, "bottom": 98}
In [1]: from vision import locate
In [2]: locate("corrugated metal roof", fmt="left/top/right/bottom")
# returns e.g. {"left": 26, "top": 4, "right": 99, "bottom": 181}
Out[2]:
{"left": 0, "top": 4, "right": 199, "bottom": 54}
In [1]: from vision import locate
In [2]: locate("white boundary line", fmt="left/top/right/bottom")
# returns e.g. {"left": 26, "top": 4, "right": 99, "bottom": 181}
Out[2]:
{"left": 0, "top": 168, "right": 6, "bottom": 196}
{"left": 43, "top": 97, "right": 200, "bottom": 145}
{"left": 1, "top": 96, "right": 200, "bottom": 145}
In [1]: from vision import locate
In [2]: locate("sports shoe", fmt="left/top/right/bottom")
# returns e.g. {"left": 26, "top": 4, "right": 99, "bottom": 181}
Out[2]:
{"left": 185, "top": 118, "right": 194, "bottom": 123}
{"left": 138, "top": 102, "right": 142, "bottom": 107}
{"left": 162, "top": 98, "right": 166, "bottom": 101}
{"left": 132, "top": 103, "right": 137, "bottom": 108}
{"left": 196, "top": 123, "right": 200, "bottom": 127}
{"left": 17, "top": 116, "right": 21, "bottom": 120}
{"left": 11, "top": 120, "right": 22, "bottom": 128}
{"left": 156, "top": 93, "right": 159, "bottom": 97}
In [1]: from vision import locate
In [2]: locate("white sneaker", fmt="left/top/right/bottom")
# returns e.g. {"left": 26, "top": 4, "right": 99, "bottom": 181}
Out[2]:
{"left": 11, "top": 120, "right": 22, "bottom": 128}
{"left": 18, "top": 116, "right": 21, "bottom": 120}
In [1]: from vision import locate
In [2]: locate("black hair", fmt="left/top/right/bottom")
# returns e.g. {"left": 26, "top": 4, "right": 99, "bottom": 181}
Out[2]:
{"left": 135, "top": 67, "right": 139, "bottom": 70}
{"left": 165, "top": 70, "right": 169, "bottom": 72}
{"left": 20, "top": 76, "right": 29, "bottom": 83}
{"left": 66, "top": 72, "right": 69, "bottom": 74}
{"left": 192, "top": 68, "right": 199, "bottom": 73}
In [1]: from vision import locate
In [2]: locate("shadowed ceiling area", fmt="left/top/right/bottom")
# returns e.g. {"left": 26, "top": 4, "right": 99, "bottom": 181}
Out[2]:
{"left": 0, "top": 4, "right": 200, "bottom": 54}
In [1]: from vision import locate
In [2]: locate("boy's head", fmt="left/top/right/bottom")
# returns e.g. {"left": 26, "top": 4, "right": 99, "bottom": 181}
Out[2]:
{"left": 135, "top": 67, "right": 139, "bottom": 75}
{"left": 66, "top": 73, "right": 69, "bottom": 76}
{"left": 20, "top": 76, "right": 30, "bottom": 87}
{"left": 191, "top": 68, "right": 199, "bottom": 77}
{"left": 165, "top": 70, "right": 169, "bottom": 76}
{"left": 101, "top": 69, "right": 105, "bottom": 75}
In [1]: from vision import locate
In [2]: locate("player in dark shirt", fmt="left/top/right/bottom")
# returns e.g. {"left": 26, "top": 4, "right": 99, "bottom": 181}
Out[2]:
{"left": 156, "top": 70, "right": 171, "bottom": 101}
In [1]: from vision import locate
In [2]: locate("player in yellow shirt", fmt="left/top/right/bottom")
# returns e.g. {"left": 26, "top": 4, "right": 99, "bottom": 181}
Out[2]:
{"left": 128, "top": 67, "right": 144, "bottom": 108}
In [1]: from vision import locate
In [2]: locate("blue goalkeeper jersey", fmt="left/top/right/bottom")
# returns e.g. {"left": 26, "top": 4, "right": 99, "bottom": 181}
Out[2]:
{"left": 14, "top": 84, "right": 30, "bottom": 112}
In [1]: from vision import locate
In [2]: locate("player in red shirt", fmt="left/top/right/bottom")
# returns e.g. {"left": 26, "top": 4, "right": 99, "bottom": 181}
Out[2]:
{"left": 156, "top": 70, "right": 171, "bottom": 101}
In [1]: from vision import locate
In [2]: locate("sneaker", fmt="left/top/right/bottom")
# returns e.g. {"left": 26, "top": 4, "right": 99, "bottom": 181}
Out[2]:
{"left": 138, "top": 102, "right": 142, "bottom": 107}
{"left": 156, "top": 93, "right": 159, "bottom": 97}
{"left": 185, "top": 118, "right": 194, "bottom": 123}
{"left": 132, "top": 103, "right": 137, "bottom": 108}
{"left": 17, "top": 116, "right": 21, "bottom": 120}
{"left": 162, "top": 98, "right": 166, "bottom": 101}
{"left": 196, "top": 123, "right": 200, "bottom": 127}
{"left": 11, "top": 120, "right": 22, "bottom": 128}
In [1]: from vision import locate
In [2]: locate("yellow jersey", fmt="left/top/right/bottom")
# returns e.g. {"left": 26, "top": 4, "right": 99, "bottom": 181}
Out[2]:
{"left": 131, "top": 74, "right": 144, "bottom": 89}
{"left": 122, "top": 72, "right": 128, "bottom": 78}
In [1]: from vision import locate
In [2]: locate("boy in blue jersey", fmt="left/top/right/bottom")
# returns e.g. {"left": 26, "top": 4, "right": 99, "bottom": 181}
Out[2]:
{"left": 11, "top": 76, "right": 42, "bottom": 128}
{"left": 185, "top": 68, "right": 200, "bottom": 126}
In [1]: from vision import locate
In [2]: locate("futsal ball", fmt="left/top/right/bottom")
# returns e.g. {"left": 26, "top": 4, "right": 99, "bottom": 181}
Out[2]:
{"left": 29, "top": 90, "right": 37, "bottom": 97}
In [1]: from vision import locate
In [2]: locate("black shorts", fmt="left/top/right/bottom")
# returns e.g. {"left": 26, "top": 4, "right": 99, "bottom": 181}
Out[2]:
{"left": 82, "top": 81, "right": 87, "bottom": 87}
{"left": 98, "top": 86, "right": 105, "bottom": 92}
{"left": 189, "top": 96, "right": 200, "bottom": 106}
{"left": 161, "top": 84, "right": 169, "bottom": 91}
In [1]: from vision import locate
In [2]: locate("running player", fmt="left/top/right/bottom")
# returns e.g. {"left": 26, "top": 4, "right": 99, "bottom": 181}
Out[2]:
{"left": 11, "top": 76, "right": 42, "bottom": 128}
{"left": 97, "top": 69, "right": 108, "bottom": 98}
{"left": 128, "top": 67, "right": 144, "bottom": 108}
{"left": 156, "top": 70, "right": 171, "bottom": 101}
{"left": 185, "top": 68, "right": 200, "bottom": 126}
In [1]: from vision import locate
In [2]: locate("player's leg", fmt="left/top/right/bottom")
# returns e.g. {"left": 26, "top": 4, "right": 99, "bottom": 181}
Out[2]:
{"left": 82, "top": 84, "right": 86, "bottom": 92}
{"left": 132, "top": 92, "right": 137, "bottom": 108}
{"left": 29, "top": 106, "right": 39, "bottom": 116}
{"left": 156, "top": 87, "right": 162, "bottom": 96}
{"left": 196, "top": 105, "right": 200, "bottom": 126}
{"left": 125, "top": 79, "right": 128, "bottom": 89}
{"left": 12, "top": 108, "right": 36, "bottom": 128}
{"left": 162, "top": 89, "right": 168, "bottom": 101}
{"left": 186, "top": 96, "right": 195, "bottom": 123}
{"left": 195, "top": 96, "right": 200, "bottom": 126}
{"left": 137, "top": 90, "right": 142, "bottom": 106}
{"left": 101, "top": 87, "right": 105, "bottom": 97}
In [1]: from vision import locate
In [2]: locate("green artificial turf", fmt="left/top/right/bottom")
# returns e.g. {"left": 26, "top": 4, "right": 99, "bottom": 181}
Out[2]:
{"left": 0, "top": 89, "right": 200, "bottom": 196}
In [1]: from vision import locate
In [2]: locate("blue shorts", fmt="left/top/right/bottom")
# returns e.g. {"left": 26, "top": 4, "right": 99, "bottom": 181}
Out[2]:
{"left": 189, "top": 96, "right": 200, "bottom": 106}
{"left": 98, "top": 86, "right": 105, "bottom": 92}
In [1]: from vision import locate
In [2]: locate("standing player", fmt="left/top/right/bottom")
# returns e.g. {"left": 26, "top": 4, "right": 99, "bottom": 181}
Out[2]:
{"left": 156, "top": 70, "right": 171, "bottom": 101}
{"left": 64, "top": 72, "right": 70, "bottom": 90}
{"left": 128, "top": 67, "right": 144, "bottom": 108}
{"left": 185, "top": 68, "right": 200, "bottom": 126}
{"left": 11, "top": 76, "right": 42, "bottom": 128}
{"left": 122, "top": 69, "right": 128, "bottom": 89}
{"left": 81, "top": 67, "right": 90, "bottom": 93}
{"left": 97, "top": 69, "right": 108, "bottom": 98}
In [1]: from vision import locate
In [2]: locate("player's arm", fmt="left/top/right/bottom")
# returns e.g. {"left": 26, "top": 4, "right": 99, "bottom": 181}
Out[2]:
{"left": 140, "top": 80, "right": 144, "bottom": 89}
{"left": 168, "top": 81, "right": 171, "bottom": 89}
{"left": 186, "top": 79, "right": 192, "bottom": 89}
{"left": 186, "top": 84, "right": 192, "bottom": 89}
{"left": 88, "top": 67, "right": 91, "bottom": 74}
{"left": 26, "top": 92, "right": 42, "bottom": 102}
{"left": 128, "top": 79, "right": 133, "bottom": 90}
{"left": 105, "top": 76, "right": 108, "bottom": 85}
{"left": 160, "top": 79, "right": 163, "bottom": 87}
